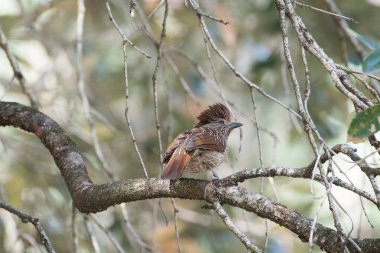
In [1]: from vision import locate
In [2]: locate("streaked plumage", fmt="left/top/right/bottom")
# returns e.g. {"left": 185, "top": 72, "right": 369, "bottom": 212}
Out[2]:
{"left": 161, "top": 103, "right": 242, "bottom": 179}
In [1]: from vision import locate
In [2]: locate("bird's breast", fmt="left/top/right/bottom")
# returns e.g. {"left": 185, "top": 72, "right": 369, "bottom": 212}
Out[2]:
{"left": 185, "top": 149, "right": 226, "bottom": 173}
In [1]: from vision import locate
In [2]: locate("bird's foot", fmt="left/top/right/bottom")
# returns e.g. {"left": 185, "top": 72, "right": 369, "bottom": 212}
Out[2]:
{"left": 211, "top": 168, "right": 219, "bottom": 180}
{"left": 210, "top": 169, "right": 222, "bottom": 188}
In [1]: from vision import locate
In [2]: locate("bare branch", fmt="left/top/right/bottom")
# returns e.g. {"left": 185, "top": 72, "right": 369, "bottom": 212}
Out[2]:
{"left": 71, "top": 204, "right": 79, "bottom": 253}
{"left": 294, "top": 1, "right": 357, "bottom": 23}
{"left": 105, "top": 2, "right": 151, "bottom": 58}
{"left": 76, "top": 0, "right": 114, "bottom": 179}
{"left": 0, "top": 27, "right": 39, "bottom": 108}
{"left": 84, "top": 216, "right": 101, "bottom": 253}
{"left": 90, "top": 214, "right": 126, "bottom": 253}
{"left": 106, "top": 1, "right": 149, "bottom": 177}
{"left": 212, "top": 201, "right": 262, "bottom": 253}
{"left": 170, "top": 198, "right": 183, "bottom": 253}
{"left": 0, "top": 201, "right": 55, "bottom": 253}
{"left": 151, "top": 0, "right": 169, "bottom": 165}
{"left": 337, "top": 64, "right": 380, "bottom": 82}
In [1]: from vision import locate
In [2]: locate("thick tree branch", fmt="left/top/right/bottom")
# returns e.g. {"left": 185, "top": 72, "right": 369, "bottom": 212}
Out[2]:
{"left": 1, "top": 101, "right": 380, "bottom": 252}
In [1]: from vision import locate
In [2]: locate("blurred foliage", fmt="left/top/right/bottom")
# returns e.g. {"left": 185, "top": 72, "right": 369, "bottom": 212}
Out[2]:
{"left": 348, "top": 104, "right": 380, "bottom": 139}
{"left": 1, "top": 0, "right": 380, "bottom": 252}
{"left": 348, "top": 28, "right": 380, "bottom": 73}
{"left": 363, "top": 48, "right": 380, "bottom": 73}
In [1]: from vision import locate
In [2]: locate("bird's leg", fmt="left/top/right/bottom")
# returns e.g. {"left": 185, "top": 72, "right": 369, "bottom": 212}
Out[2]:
{"left": 208, "top": 166, "right": 221, "bottom": 190}
{"left": 210, "top": 168, "right": 219, "bottom": 180}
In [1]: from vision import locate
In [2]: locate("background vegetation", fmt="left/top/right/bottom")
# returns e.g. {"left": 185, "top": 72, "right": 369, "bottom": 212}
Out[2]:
{"left": 1, "top": 0, "right": 380, "bottom": 252}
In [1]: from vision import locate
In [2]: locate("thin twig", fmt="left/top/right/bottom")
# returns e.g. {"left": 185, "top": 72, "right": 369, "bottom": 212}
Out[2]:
{"left": 151, "top": 0, "right": 169, "bottom": 165}
{"left": 199, "top": 23, "right": 230, "bottom": 110}
{"left": 358, "top": 177, "right": 375, "bottom": 230}
{"left": 294, "top": 1, "right": 357, "bottom": 23}
{"left": 165, "top": 56, "right": 199, "bottom": 102}
{"left": 77, "top": 0, "right": 114, "bottom": 179}
{"left": 146, "top": 0, "right": 165, "bottom": 22}
{"left": 352, "top": 73, "right": 380, "bottom": 103}
{"left": 300, "top": 46, "right": 312, "bottom": 115}
{"left": 212, "top": 201, "right": 262, "bottom": 253}
{"left": 327, "top": 159, "right": 375, "bottom": 233}
{"left": 170, "top": 198, "right": 183, "bottom": 253}
{"left": 187, "top": 1, "right": 229, "bottom": 25}
{"left": 250, "top": 89, "right": 267, "bottom": 251}
{"left": 308, "top": 194, "right": 327, "bottom": 253}
{"left": 0, "top": 201, "right": 55, "bottom": 253}
{"left": 0, "top": 27, "right": 39, "bottom": 108}
{"left": 19, "top": 233, "right": 44, "bottom": 253}
{"left": 106, "top": 2, "right": 151, "bottom": 58}
{"left": 72, "top": 204, "right": 78, "bottom": 253}
{"left": 119, "top": 203, "right": 151, "bottom": 251}
{"left": 90, "top": 214, "right": 126, "bottom": 253}
{"left": 342, "top": 145, "right": 380, "bottom": 176}
{"left": 319, "top": 160, "right": 346, "bottom": 249}
{"left": 106, "top": 1, "right": 149, "bottom": 177}
{"left": 280, "top": 51, "right": 302, "bottom": 134}
{"left": 337, "top": 64, "right": 380, "bottom": 82}
{"left": 250, "top": 93, "right": 264, "bottom": 170}
{"left": 84, "top": 216, "right": 101, "bottom": 253}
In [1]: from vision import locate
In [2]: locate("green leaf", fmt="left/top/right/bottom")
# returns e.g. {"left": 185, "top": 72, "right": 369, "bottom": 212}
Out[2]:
{"left": 363, "top": 48, "right": 380, "bottom": 73}
{"left": 348, "top": 28, "right": 380, "bottom": 50}
{"left": 348, "top": 105, "right": 380, "bottom": 138}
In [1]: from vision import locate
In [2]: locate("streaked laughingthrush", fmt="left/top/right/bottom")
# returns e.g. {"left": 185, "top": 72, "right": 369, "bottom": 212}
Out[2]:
{"left": 161, "top": 103, "right": 242, "bottom": 179}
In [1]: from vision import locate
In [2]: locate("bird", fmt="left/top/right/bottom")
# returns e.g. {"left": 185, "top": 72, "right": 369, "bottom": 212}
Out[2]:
{"left": 161, "top": 103, "right": 242, "bottom": 180}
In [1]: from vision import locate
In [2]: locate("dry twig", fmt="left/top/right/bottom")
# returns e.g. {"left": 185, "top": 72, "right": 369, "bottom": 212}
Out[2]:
{"left": 0, "top": 201, "right": 55, "bottom": 253}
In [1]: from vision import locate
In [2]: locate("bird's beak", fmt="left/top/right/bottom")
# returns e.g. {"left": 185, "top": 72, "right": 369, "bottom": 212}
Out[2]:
{"left": 229, "top": 121, "right": 243, "bottom": 129}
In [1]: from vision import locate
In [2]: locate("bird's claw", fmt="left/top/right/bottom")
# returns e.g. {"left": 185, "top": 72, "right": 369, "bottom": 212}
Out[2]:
{"left": 211, "top": 169, "right": 219, "bottom": 180}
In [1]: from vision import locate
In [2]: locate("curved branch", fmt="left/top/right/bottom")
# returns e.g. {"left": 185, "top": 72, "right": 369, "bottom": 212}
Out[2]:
{"left": 1, "top": 101, "right": 380, "bottom": 252}
{"left": 0, "top": 101, "right": 208, "bottom": 212}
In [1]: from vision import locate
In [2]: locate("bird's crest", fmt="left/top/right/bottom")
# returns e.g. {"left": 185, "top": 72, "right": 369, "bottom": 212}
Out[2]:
{"left": 195, "top": 103, "right": 231, "bottom": 127}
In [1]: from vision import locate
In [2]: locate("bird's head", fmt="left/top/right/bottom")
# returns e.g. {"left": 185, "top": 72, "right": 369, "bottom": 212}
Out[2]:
{"left": 195, "top": 103, "right": 242, "bottom": 133}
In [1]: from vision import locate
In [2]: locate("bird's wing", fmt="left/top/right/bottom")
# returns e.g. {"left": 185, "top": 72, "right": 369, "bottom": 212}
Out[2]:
{"left": 161, "top": 145, "right": 192, "bottom": 179}
{"left": 162, "top": 131, "right": 189, "bottom": 164}
{"left": 161, "top": 130, "right": 192, "bottom": 179}
{"left": 161, "top": 126, "right": 226, "bottom": 180}
{"left": 183, "top": 126, "right": 226, "bottom": 153}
